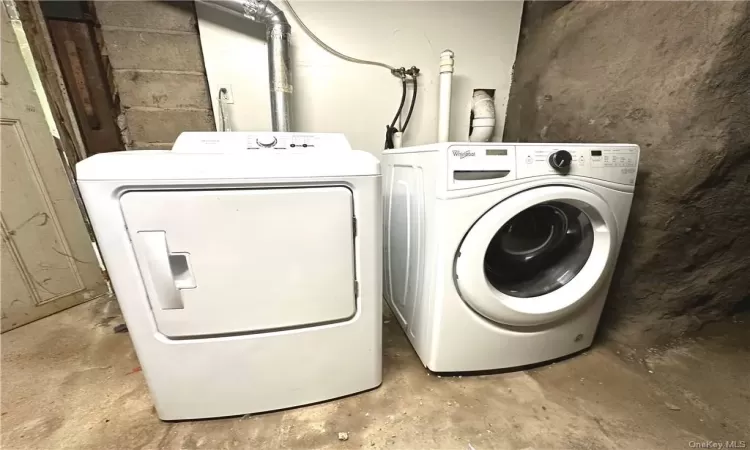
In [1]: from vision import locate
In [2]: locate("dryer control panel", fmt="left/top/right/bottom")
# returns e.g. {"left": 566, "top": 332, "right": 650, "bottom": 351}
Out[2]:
{"left": 172, "top": 132, "right": 352, "bottom": 152}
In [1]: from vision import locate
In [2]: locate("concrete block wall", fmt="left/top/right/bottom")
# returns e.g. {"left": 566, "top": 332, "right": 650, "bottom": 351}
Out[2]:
{"left": 93, "top": 1, "right": 214, "bottom": 149}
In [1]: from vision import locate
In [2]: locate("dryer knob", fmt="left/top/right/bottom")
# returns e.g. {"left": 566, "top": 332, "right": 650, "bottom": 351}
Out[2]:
{"left": 549, "top": 150, "right": 572, "bottom": 171}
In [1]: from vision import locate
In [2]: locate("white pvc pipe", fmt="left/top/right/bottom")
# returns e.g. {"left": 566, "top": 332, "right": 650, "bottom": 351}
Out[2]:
{"left": 469, "top": 90, "right": 495, "bottom": 142}
{"left": 437, "top": 50, "right": 454, "bottom": 143}
{"left": 392, "top": 131, "right": 403, "bottom": 149}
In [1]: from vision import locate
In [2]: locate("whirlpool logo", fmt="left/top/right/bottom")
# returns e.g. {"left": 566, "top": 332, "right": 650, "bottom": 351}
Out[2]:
{"left": 452, "top": 150, "right": 476, "bottom": 159}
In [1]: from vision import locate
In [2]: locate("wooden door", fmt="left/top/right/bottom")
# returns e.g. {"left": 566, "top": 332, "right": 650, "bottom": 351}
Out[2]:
{"left": 1, "top": 1, "right": 107, "bottom": 332}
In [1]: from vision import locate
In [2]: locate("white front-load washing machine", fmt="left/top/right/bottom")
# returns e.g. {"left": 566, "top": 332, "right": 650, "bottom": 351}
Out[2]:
{"left": 382, "top": 142, "right": 639, "bottom": 372}
{"left": 77, "top": 132, "right": 382, "bottom": 420}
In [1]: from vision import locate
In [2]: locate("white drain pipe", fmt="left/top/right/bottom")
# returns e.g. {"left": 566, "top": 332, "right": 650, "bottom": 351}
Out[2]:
{"left": 392, "top": 131, "right": 403, "bottom": 149}
{"left": 437, "top": 50, "right": 454, "bottom": 143}
{"left": 469, "top": 90, "right": 495, "bottom": 142}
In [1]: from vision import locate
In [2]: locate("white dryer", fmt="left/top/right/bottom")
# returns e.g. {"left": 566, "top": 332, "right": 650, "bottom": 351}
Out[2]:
{"left": 77, "top": 132, "right": 382, "bottom": 420}
{"left": 382, "top": 142, "right": 639, "bottom": 372}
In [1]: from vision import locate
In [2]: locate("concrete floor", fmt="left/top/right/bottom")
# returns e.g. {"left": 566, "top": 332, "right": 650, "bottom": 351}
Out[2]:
{"left": 2, "top": 297, "right": 749, "bottom": 450}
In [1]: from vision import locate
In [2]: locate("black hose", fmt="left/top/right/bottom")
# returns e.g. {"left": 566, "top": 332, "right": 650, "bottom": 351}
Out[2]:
{"left": 401, "top": 74, "right": 418, "bottom": 133}
{"left": 390, "top": 78, "right": 407, "bottom": 129}
{"left": 384, "top": 78, "right": 408, "bottom": 149}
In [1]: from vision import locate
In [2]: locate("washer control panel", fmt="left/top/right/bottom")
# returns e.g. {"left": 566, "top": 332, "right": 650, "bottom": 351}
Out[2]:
{"left": 172, "top": 132, "right": 352, "bottom": 152}
{"left": 445, "top": 143, "right": 639, "bottom": 190}
{"left": 446, "top": 144, "right": 517, "bottom": 190}
{"left": 515, "top": 144, "right": 639, "bottom": 185}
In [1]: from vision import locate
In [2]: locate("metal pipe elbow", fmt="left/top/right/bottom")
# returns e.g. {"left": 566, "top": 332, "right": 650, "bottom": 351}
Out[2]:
{"left": 247, "top": 0, "right": 290, "bottom": 29}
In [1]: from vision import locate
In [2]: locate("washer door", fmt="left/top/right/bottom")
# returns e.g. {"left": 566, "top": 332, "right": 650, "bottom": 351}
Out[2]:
{"left": 455, "top": 186, "right": 617, "bottom": 327}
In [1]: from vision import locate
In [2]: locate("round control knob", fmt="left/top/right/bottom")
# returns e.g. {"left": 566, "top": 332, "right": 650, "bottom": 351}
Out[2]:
{"left": 549, "top": 150, "right": 572, "bottom": 171}
{"left": 256, "top": 135, "right": 277, "bottom": 148}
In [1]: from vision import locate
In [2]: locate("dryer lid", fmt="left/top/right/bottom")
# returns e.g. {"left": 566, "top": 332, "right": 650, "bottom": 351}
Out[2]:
{"left": 76, "top": 149, "right": 380, "bottom": 181}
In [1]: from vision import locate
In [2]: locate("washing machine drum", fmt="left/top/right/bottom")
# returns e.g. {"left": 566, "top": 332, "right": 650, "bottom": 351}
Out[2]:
{"left": 484, "top": 202, "right": 593, "bottom": 299}
{"left": 455, "top": 186, "right": 618, "bottom": 327}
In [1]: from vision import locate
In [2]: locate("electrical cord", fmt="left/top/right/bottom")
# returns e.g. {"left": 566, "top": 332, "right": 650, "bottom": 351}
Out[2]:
{"left": 282, "top": 0, "right": 397, "bottom": 73}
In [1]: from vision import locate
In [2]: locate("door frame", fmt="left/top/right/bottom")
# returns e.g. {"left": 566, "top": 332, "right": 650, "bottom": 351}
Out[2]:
{"left": 10, "top": 0, "right": 87, "bottom": 166}
{"left": 8, "top": 0, "right": 103, "bottom": 241}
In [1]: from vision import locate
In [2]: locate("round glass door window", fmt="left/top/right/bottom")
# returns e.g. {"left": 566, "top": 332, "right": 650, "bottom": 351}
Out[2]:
{"left": 483, "top": 201, "right": 594, "bottom": 298}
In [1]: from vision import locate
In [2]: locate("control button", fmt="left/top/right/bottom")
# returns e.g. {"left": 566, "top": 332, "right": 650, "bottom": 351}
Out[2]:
{"left": 525, "top": 156, "right": 533, "bottom": 165}
{"left": 256, "top": 135, "right": 277, "bottom": 148}
{"left": 549, "top": 150, "right": 572, "bottom": 171}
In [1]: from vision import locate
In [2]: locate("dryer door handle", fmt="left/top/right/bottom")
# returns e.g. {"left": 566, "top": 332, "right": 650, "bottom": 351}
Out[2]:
{"left": 133, "top": 231, "right": 184, "bottom": 310}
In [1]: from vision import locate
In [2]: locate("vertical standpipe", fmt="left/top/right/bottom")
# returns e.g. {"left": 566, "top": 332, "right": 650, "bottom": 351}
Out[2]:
{"left": 437, "top": 50, "right": 454, "bottom": 143}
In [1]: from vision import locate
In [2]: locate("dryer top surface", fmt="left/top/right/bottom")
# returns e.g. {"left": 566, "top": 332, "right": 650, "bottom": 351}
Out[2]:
{"left": 77, "top": 148, "right": 380, "bottom": 181}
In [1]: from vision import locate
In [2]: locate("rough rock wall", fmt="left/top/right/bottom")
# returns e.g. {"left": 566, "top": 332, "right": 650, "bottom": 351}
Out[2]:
{"left": 504, "top": 2, "right": 750, "bottom": 345}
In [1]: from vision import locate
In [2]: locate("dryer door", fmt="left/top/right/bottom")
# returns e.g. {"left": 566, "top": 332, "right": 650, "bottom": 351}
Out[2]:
{"left": 120, "top": 186, "right": 357, "bottom": 338}
{"left": 455, "top": 186, "right": 617, "bottom": 326}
